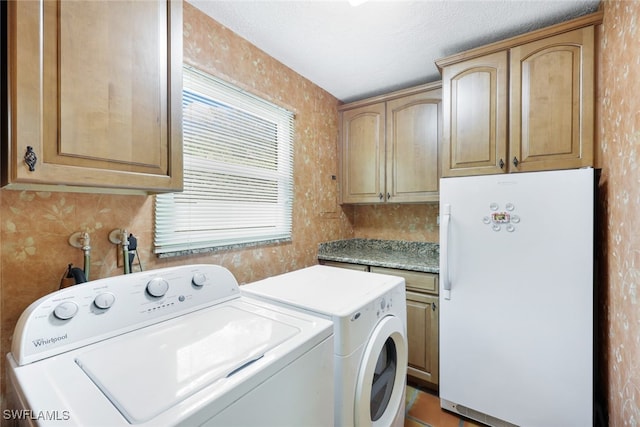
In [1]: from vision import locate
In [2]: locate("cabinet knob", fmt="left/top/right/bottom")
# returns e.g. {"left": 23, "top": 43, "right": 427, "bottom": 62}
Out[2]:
{"left": 499, "top": 158, "right": 505, "bottom": 169}
{"left": 513, "top": 156, "right": 519, "bottom": 167}
{"left": 24, "top": 146, "right": 37, "bottom": 172}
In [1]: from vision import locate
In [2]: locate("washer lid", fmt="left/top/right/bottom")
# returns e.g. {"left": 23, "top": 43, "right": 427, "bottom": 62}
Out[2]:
{"left": 74, "top": 305, "right": 299, "bottom": 424}
{"left": 243, "top": 265, "right": 404, "bottom": 317}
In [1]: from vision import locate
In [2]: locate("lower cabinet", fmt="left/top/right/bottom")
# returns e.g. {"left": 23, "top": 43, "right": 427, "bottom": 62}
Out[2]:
{"left": 319, "top": 260, "right": 439, "bottom": 388}
{"left": 405, "top": 291, "right": 439, "bottom": 386}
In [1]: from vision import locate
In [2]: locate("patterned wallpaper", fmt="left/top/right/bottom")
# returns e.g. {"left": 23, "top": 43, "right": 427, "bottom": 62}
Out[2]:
{"left": 597, "top": 1, "right": 640, "bottom": 424}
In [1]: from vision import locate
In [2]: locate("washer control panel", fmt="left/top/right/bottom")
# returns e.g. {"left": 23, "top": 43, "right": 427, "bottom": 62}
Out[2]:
{"left": 376, "top": 296, "right": 393, "bottom": 318}
{"left": 11, "top": 265, "right": 240, "bottom": 365}
{"left": 340, "top": 282, "right": 405, "bottom": 357}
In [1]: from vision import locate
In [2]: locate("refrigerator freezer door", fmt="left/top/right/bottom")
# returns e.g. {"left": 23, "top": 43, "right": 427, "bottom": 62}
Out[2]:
{"left": 439, "top": 168, "right": 593, "bottom": 427}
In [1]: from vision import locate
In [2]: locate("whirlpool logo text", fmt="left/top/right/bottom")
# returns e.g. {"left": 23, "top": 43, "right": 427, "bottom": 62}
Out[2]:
{"left": 32, "top": 333, "right": 68, "bottom": 348}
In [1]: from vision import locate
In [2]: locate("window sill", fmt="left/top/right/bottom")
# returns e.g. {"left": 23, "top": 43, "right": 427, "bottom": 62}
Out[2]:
{"left": 156, "top": 238, "right": 292, "bottom": 259}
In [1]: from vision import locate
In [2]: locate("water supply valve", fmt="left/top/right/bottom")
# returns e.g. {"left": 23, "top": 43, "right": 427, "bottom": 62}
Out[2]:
{"left": 68, "top": 231, "right": 91, "bottom": 281}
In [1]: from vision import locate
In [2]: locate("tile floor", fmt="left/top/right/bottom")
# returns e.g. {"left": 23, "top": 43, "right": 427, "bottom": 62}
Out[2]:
{"left": 405, "top": 384, "right": 482, "bottom": 427}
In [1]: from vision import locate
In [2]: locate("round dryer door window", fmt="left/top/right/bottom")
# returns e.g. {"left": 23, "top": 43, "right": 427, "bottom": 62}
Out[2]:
{"left": 354, "top": 315, "right": 408, "bottom": 427}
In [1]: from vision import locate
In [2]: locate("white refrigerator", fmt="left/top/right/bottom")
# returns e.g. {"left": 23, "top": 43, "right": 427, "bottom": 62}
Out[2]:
{"left": 439, "top": 168, "right": 594, "bottom": 427}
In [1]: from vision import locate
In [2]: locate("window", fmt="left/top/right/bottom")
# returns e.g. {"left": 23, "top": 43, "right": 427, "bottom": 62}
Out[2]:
{"left": 154, "top": 65, "right": 294, "bottom": 255}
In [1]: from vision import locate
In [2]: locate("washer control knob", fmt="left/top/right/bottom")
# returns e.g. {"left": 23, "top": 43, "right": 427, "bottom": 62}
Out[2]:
{"left": 94, "top": 292, "right": 116, "bottom": 309}
{"left": 54, "top": 301, "right": 79, "bottom": 320}
{"left": 192, "top": 273, "right": 207, "bottom": 287}
{"left": 146, "top": 277, "right": 169, "bottom": 298}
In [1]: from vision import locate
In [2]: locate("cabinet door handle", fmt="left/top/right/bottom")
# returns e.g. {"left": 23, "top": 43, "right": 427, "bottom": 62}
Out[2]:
{"left": 24, "top": 146, "right": 38, "bottom": 171}
{"left": 513, "top": 156, "right": 519, "bottom": 167}
{"left": 499, "top": 158, "right": 505, "bottom": 169}
{"left": 378, "top": 193, "right": 384, "bottom": 200}
{"left": 387, "top": 192, "right": 391, "bottom": 200}
{"left": 432, "top": 302, "right": 437, "bottom": 311}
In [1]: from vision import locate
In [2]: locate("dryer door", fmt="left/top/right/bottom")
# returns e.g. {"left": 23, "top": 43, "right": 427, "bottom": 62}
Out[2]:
{"left": 354, "top": 315, "right": 408, "bottom": 427}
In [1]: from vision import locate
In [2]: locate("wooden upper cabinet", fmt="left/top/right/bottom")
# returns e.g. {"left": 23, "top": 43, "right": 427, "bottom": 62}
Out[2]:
{"left": 441, "top": 52, "right": 508, "bottom": 177}
{"left": 386, "top": 89, "right": 441, "bottom": 203}
{"left": 4, "top": 0, "right": 183, "bottom": 192}
{"left": 437, "top": 11, "right": 601, "bottom": 177}
{"left": 340, "top": 103, "right": 386, "bottom": 204}
{"left": 339, "top": 83, "right": 441, "bottom": 204}
{"left": 510, "top": 27, "right": 595, "bottom": 172}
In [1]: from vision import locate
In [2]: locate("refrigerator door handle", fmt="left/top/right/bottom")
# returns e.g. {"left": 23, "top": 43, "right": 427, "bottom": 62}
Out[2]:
{"left": 441, "top": 204, "right": 451, "bottom": 300}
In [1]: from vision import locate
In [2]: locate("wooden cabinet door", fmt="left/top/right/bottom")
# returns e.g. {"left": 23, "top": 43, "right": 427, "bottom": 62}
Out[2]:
{"left": 386, "top": 88, "right": 441, "bottom": 203}
{"left": 406, "top": 291, "right": 439, "bottom": 385}
{"left": 340, "top": 103, "right": 386, "bottom": 203}
{"left": 441, "top": 51, "right": 508, "bottom": 177}
{"left": 509, "top": 26, "right": 594, "bottom": 172}
{"left": 6, "top": 0, "right": 182, "bottom": 192}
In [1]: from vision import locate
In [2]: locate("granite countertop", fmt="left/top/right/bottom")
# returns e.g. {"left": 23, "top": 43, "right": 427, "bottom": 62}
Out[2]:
{"left": 318, "top": 239, "right": 439, "bottom": 274}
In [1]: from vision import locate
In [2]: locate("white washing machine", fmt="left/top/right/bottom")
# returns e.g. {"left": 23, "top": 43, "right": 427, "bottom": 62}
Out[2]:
{"left": 242, "top": 265, "right": 408, "bottom": 427}
{"left": 6, "top": 265, "right": 334, "bottom": 426}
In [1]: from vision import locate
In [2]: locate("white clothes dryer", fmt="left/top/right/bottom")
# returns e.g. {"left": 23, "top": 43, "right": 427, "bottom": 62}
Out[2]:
{"left": 6, "top": 265, "right": 334, "bottom": 427}
{"left": 242, "top": 265, "right": 408, "bottom": 427}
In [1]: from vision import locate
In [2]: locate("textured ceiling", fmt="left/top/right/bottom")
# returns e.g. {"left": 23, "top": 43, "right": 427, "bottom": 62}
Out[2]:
{"left": 189, "top": 0, "right": 601, "bottom": 103}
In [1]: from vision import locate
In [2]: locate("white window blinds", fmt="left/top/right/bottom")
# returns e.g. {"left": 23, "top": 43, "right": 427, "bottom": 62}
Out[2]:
{"left": 154, "top": 66, "right": 294, "bottom": 255}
